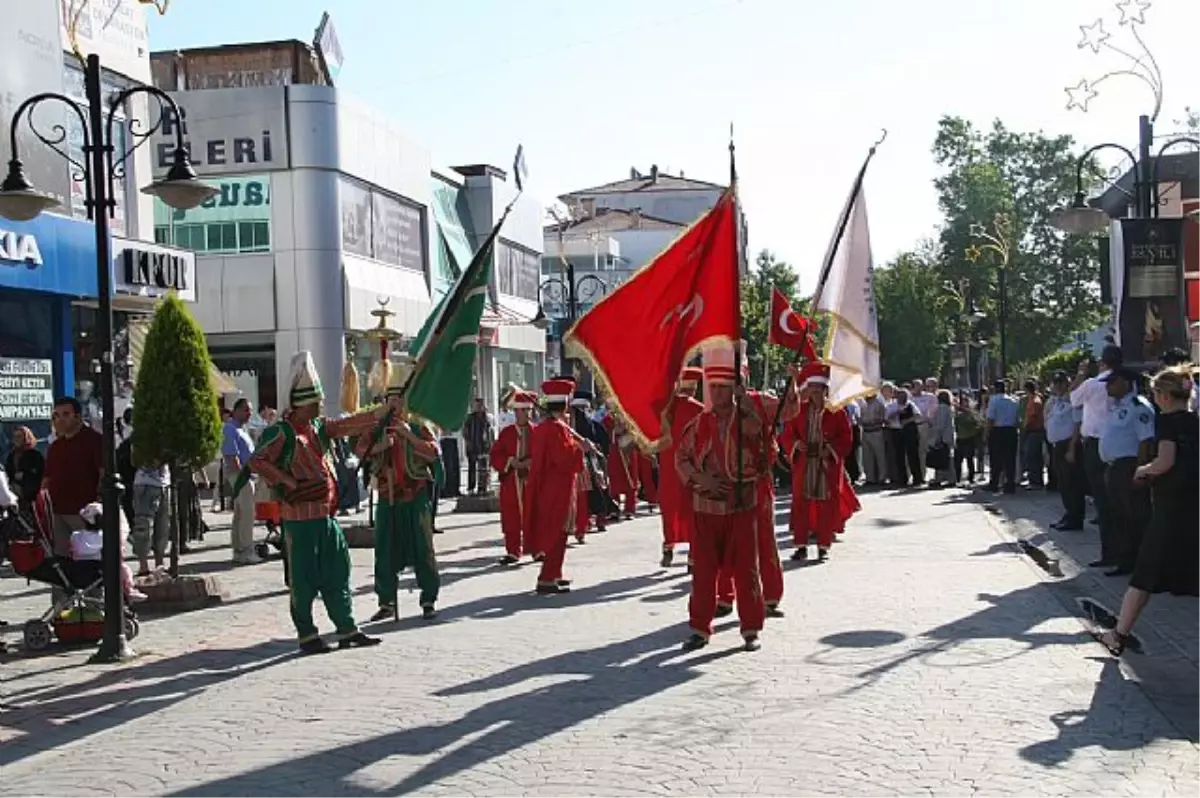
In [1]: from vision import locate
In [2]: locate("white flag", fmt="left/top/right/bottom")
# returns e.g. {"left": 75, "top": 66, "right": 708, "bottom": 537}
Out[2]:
{"left": 513, "top": 144, "right": 529, "bottom": 193}
{"left": 815, "top": 184, "right": 881, "bottom": 407}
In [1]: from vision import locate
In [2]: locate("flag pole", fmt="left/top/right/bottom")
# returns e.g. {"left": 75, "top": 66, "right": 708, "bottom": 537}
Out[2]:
{"left": 730, "top": 123, "right": 745, "bottom": 509}
{"left": 770, "top": 128, "right": 887, "bottom": 430}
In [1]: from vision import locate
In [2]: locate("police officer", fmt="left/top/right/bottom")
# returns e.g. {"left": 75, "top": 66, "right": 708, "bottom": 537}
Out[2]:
{"left": 1098, "top": 367, "right": 1156, "bottom": 577}
{"left": 1045, "top": 371, "right": 1085, "bottom": 531}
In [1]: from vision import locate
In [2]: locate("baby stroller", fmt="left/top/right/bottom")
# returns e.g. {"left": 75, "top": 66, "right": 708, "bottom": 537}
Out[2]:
{"left": 0, "top": 492, "right": 139, "bottom": 652}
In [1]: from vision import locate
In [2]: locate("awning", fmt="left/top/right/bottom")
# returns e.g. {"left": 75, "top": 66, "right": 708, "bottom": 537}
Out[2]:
{"left": 128, "top": 320, "right": 239, "bottom": 395}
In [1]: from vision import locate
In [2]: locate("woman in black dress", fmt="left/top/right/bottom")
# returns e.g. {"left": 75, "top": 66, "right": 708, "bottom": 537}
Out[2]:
{"left": 4, "top": 425, "right": 44, "bottom": 510}
{"left": 1095, "top": 365, "right": 1198, "bottom": 655}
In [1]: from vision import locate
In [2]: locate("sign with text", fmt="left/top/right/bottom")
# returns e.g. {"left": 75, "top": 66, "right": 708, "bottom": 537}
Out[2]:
{"left": 59, "top": 0, "right": 151, "bottom": 83}
{"left": 114, "top": 238, "right": 196, "bottom": 302}
{"left": 155, "top": 175, "right": 271, "bottom": 226}
{"left": 152, "top": 88, "right": 288, "bottom": 177}
{"left": 0, "top": 358, "right": 54, "bottom": 421}
{"left": 339, "top": 177, "right": 426, "bottom": 272}
{"left": 1119, "top": 217, "right": 1187, "bottom": 365}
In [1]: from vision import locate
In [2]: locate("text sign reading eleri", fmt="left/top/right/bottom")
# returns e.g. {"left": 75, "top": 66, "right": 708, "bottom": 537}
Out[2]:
{"left": 152, "top": 88, "right": 288, "bottom": 177}
{"left": 0, "top": 358, "right": 54, "bottom": 421}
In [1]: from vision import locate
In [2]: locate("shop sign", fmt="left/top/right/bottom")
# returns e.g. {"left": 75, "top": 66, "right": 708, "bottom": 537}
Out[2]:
{"left": 114, "top": 238, "right": 196, "bottom": 302}
{"left": 0, "top": 230, "right": 44, "bottom": 266}
{"left": 1119, "top": 217, "right": 1187, "bottom": 365}
{"left": 152, "top": 88, "right": 288, "bottom": 177}
{"left": 0, "top": 358, "right": 54, "bottom": 421}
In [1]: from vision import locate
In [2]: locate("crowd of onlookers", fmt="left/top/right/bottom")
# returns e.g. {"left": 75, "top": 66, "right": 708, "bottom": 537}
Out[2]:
{"left": 843, "top": 344, "right": 1197, "bottom": 654}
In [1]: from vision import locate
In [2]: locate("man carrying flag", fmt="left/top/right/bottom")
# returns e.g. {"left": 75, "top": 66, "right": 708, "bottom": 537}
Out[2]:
{"left": 657, "top": 366, "right": 704, "bottom": 567}
{"left": 676, "top": 341, "right": 768, "bottom": 652}
{"left": 604, "top": 411, "right": 641, "bottom": 519}
{"left": 489, "top": 388, "right": 537, "bottom": 565}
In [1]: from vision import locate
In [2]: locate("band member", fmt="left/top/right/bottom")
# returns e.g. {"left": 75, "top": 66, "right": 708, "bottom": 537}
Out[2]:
{"left": 658, "top": 366, "right": 704, "bottom": 567}
{"left": 524, "top": 378, "right": 587, "bottom": 594}
{"left": 781, "top": 361, "right": 860, "bottom": 563}
{"left": 715, "top": 349, "right": 798, "bottom": 617}
{"left": 365, "top": 364, "right": 442, "bottom": 622}
{"left": 605, "top": 411, "right": 640, "bottom": 518}
{"left": 635, "top": 448, "right": 660, "bottom": 508}
{"left": 571, "top": 390, "right": 611, "bottom": 540}
{"left": 248, "top": 351, "right": 385, "bottom": 654}
{"left": 676, "top": 341, "right": 767, "bottom": 652}
{"left": 490, "top": 389, "right": 537, "bottom": 564}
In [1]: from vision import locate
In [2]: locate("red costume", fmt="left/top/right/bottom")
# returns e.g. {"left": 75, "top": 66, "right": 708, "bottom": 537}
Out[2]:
{"left": 780, "top": 362, "right": 861, "bottom": 558}
{"left": 675, "top": 343, "right": 767, "bottom": 648}
{"left": 489, "top": 390, "right": 536, "bottom": 561}
{"left": 717, "top": 384, "right": 794, "bottom": 612}
{"left": 636, "top": 450, "right": 659, "bottom": 506}
{"left": 657, "top": 368, "right": 704, "bottom": 561}
{"left": 524, "top": 378, "right": 586, "bottom": 592}
{"left": 604, "top": 414, "right": 640, "bottom": 516}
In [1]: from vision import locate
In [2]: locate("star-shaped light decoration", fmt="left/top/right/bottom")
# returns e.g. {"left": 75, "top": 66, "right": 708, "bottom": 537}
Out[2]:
{"left": 993, "top": 213, "right": 1012, "bottom": 235}
{"left": 1077, "top": 19, "right": 1110, "bottom": 53}
{"left": 1065, "top": 79, "right": 1099, "bottom": 112}
{"left": 964, "top": 245, "right": 983, "bottom": 263}
{"left": 969, "top": 222, "right": 987, "bottom": 238}
{"left": 1115, "top": 0, "right": 1151, "bottom": 27}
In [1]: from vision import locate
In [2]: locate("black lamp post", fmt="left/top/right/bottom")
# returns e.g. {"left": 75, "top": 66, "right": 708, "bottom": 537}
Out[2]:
{"left": 0, "top": 55, "right": 216, "bottom": 663}
{"left": 536, "top": 272, "right": 607, "bottom": 379}
{"left": 966, "top": 215, "right": 1013, "bottom": 378}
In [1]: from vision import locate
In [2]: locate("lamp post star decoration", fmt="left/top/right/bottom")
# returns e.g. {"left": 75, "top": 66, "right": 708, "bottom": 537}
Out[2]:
{"left": 1065, "top": 0, "right": 1163, "bottom": 118}
{"left": 965, "top": 213, "right": 1013, "bottom": 378}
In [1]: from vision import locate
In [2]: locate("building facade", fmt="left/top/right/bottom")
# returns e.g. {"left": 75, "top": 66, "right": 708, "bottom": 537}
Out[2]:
{"left": 150, "top": 50, "right": 544, "bottom": 418}
{"left": 0, "top": 1, "right": 195, "bottom": 447}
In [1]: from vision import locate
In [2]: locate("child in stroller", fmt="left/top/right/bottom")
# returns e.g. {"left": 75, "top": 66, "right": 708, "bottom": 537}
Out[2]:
{"left": 1, "top": 495, "right": 143, "bottom": 652}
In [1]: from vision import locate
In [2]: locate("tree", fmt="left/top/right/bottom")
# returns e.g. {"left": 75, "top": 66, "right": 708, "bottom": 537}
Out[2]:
{"left": 932, "top": 116, "right": 1108, "bottom": 368}
{"left": 133, "top": 295, "right": 222, "bottom": 574}
{"left": 741, "top": 249, "right": 808, "bottom": 390}
{"left": 875, "top": 243, "right": 952, "bottom": 381}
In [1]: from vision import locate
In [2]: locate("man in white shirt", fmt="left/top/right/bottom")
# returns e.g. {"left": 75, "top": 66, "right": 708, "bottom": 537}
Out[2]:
{"left": 1069, "top": 344, "right": 1122, "bottom": 567}
{"left": 881, "top": 382, "right": 902, "bottom": 485}
{"left": 910, "top": 378, "right": 939, "bottom": 483}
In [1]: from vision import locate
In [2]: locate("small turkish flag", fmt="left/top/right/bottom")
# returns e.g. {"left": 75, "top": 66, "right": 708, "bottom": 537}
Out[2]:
{"left": 769, "top": 287, "right": 817, "bottom": 360}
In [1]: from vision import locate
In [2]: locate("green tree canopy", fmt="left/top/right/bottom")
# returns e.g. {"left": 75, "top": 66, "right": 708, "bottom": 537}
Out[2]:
{"left": 132, "top": 294, "right": 222, "bottom": 469}
{"left": 741, "top": 249, "right": 821, "bottom": 390}
{"left": 875, "top": 243, "right": 951, "bottom": 381}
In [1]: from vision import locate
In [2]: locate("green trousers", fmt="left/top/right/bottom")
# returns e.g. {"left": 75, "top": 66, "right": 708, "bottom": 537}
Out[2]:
{"left": 374, "top": 494, "right": 440, "bottom": 609}
{"left": 283, "top": 517, "right": 358, "bottom": 643}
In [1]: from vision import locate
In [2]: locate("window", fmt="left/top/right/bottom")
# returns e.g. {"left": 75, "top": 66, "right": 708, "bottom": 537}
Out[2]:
{"left": 496, "top": 240, "right": 540, "bottom": 301}
{"left": 155, "top": 220, "right": 271, "bottom": 254}
{"left": 338, "top": 176, "right": 426, "bottom": 272}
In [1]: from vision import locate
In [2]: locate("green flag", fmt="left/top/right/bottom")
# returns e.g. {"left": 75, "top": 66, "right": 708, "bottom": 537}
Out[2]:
{"left": 403, "top": 207, "right": 510, "bottom": 431}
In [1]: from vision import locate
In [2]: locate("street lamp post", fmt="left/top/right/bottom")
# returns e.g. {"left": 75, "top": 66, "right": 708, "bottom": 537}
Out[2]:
{"left": 941, "top": 278, "right": 987, "bottom": 389}
{"left": 537, "top": 272, "right": 607, "bottom": 380}
{"left": 0, "top": 55, "right": 216, "bottom": 663}
{"left": 966, "top": 215, "right": 1013, "bottom": 379}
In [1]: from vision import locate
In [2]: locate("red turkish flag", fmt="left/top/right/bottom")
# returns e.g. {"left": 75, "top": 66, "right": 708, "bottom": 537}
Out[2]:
{"left": 564, "top": 190, "right": 740, "bottom": 449}
{"left": 769, "top": 287, "right": 817, "bottom": 360}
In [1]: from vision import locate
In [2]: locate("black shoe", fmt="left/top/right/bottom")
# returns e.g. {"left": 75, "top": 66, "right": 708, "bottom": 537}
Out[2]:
{"left": 1089, "top": 559, "right": 1115, "bottom": 569}
{"left": 421, "top": 606, "right": 437, "bottom": 621}
{"left": 765, "top": 605, "right": 785, "bottom": 619}
{"left": 536, "top": 582, "right": 570, "bottom": 595}
{"left": 339, "top": 631, "right": 382, "bottom": 649}
{"left": 742, "top": 634, "right": 762, "bottom": 652}
{"left": 574, "top": 536, "right": 587, "bottom": 544}
{"left": 791, "top": 547, "right": 808, "bottom": 562}
{"left": 432, "top": 528, "right": 443, "bottom": 535}
{"left": 368, "top": 606, "right": 395, "bottom": 623}
{"left": 715, "top": 603, "right": 734, "bottom": 618}
{"left": 816, "top": 547, "right": 829, "bottom": 563}
{"left": 498, "top": 554, "right": 519, "bottom": 566}
{"left": 681, "top": 633, "right": 708, "bottom": 652}
{"left": 299, "top": 638, "right": 334, "bottom": 655}
{"left": 1053, "top": 521, "right": 1084, "bottom": 531}
{"left": 556, "top": 579, "right": 573, "bottom": 587}
{"left": 1105, "top": 566, "right": 1133, "bottom": 578}
{"left": 660, "top": 549, "right": 674, "bottom": 568}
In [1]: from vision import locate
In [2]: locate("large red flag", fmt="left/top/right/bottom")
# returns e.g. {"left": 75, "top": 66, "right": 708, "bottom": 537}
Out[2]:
{"left": 565, "top": 189, "right": 740, "bottom": 450}
{"left": 769, "top": 287, "right": 817, "bottom": 360}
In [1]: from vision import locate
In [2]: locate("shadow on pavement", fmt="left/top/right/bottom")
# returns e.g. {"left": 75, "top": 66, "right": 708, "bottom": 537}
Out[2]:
{"left": 168, "top": 623, "right": 747, "bottom": 797}
{"left": 0, "top": 639, "right": 298, "bottom": 769}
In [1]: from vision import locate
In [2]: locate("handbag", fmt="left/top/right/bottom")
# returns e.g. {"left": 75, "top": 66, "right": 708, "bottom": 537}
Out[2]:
{"left": 927, "top": 442, "right": 950, "bottom": 470}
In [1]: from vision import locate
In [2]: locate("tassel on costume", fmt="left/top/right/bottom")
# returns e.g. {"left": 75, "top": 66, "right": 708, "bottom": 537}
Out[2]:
{"left": 340, "top": 360, "right": 361, "bottom": 414}
{"left": 368, "top": 358, "right": 392, "bottom": 401}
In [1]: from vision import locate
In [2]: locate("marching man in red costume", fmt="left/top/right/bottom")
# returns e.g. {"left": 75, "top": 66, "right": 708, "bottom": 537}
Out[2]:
{"left": 489, "top": 389, "right": 537, "bottom": 565}
{"left": 716, "top": 346, "right": 797, "bottom": 617}
{"left": 781, "top": 360, "right": 861, "bottom": 563}
{"left": 524, "top": 378, "right": 587, "bottom": 594}
{"left": 657, "top": 366, "right": 704, "bottom": 567}
{"left": 676, "top": 342, "right": 767, "bottom": 652}
{"left": 605, "top": 411, "right": 640, "bottom": 519}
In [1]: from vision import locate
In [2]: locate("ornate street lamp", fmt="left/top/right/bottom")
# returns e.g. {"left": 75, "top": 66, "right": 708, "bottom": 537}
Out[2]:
{"left": 966, "top": 214, "right": 1013, "bottom": 378}
{"left": 0, "top": 55, "right": 216, "bottom": 663}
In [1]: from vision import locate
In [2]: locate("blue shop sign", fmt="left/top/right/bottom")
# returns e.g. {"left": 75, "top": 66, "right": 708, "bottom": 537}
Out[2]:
{"left": 0, "top": 213, "right": 98, "bottom": 297}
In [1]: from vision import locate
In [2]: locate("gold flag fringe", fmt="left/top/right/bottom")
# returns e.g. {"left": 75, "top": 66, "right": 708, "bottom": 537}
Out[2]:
{"left": 340, "top": 360, "right": 361, "bottom": 414}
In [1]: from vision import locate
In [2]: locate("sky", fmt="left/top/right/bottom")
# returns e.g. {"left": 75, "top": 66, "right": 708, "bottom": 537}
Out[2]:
{"left": 147, "top": 0, "right": 1198, "bottom": 293}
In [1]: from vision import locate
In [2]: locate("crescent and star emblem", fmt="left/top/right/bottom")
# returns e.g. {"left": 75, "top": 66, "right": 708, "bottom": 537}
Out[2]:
{"left": 778, "top": 308, "right": 801, "bottom": 336}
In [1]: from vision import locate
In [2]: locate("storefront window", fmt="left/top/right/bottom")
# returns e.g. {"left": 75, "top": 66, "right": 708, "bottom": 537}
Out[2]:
{"left": 207, "top": 351, "right": 278, "bottom": 417}
{"left": 73, "top": 306, "right": 142, "bottom": 430}
{"left": 154, "top": 175, "right": 272, "bottom": 255}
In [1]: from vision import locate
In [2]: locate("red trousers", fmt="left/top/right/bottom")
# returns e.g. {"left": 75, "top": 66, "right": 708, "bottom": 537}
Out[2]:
{"left": 499, "top": 477, "right": 525, "bottom": 558}
{"left": 575, "top": 485, "right": 589, "bottom": 539}
{"left": 689, "top": 507, "right": 764, "bottom": 638}
{"left": 637, "top": 452, "right": 659, "bottom": 505}
{"left": 717, "top": 480, "right": 783, "bottom": 608}
{"left": 537, "top": 528, "right": 568, "bottom": 586}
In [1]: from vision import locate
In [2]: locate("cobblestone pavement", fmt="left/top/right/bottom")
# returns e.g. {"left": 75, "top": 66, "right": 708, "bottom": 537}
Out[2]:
{"left": 1, "top": 487, "right": 1197, "bottom": 796}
